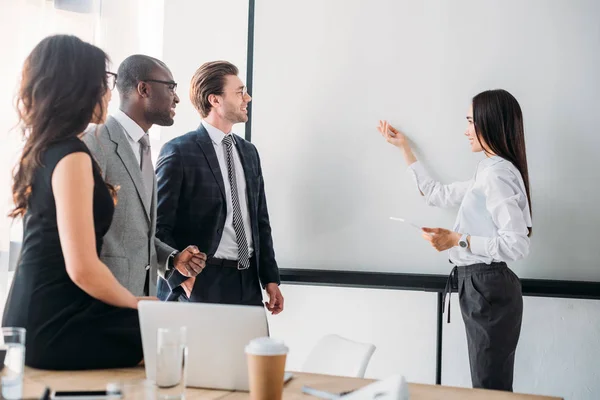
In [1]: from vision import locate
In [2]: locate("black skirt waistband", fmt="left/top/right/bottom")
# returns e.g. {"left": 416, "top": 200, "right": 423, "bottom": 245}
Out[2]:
{"left": 457, "top": 261, "right": 508, "bottom": 277}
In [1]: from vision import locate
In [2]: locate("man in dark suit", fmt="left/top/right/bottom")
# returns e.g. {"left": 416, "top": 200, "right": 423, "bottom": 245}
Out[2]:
{"left": 155, "top": 61, "right": 283, "bottom": 314}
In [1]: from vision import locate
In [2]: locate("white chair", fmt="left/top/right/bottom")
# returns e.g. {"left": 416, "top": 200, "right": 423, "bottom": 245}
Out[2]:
{"left": 302, "top": 334, "right": 376, "bottom": 378}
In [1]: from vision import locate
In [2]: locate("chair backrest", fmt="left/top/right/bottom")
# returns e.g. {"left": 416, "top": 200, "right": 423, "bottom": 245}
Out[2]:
{"left": 302, "top": 334, "right": 376, "bottom": 378}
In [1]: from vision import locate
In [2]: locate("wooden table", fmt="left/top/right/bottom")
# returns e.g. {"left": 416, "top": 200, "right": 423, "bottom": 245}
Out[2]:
{"left": 22, "top": 367, "right": 562, "bottom": 400}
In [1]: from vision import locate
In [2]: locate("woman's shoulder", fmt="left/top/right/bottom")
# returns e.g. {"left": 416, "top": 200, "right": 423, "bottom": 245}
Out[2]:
{"left": 43, "top": 137, "right": 91, "bottom": 165}
{"left": 479, "top": 156, "right": 519, "bottom": 177}
{"left": 478, "top": 157, "right": 526, "bottom": 193}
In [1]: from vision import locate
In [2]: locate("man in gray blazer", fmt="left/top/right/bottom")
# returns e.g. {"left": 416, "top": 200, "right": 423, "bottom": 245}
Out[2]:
{"left": 83, "top": 55, "right": 206, "bottom": 296}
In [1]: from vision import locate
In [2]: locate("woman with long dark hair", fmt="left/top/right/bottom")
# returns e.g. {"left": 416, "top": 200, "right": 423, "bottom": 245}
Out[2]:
{"left": 378, "top": 89, "right": 532, "bottom": 391}
{"left": 2, "top": 35, "right": 143, "bottom": 369}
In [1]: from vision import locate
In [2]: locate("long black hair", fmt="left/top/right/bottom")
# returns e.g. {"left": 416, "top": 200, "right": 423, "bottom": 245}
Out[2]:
{"left": 472, "top": 89, "right": 532, "bottom": 230}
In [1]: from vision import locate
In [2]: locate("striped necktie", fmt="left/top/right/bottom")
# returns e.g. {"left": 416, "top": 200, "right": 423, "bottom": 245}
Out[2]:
{"left": 222, "top": 135, "right": 250, "bottom": 270}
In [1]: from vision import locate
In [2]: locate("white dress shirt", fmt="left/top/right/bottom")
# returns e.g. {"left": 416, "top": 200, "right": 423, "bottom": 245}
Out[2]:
{"left": 202, "top": 120, "right": 254, "bottom": 260}
{"left": 112, "top": 109, "right": 146, "bottom": 166}
{"left": 408, "top": 156, "right": 532, "bottom": 266}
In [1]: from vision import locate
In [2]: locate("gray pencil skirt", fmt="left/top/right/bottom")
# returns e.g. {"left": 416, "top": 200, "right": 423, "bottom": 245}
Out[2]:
{"left": 445, "top": 262, "right": 523, "bottom": 391}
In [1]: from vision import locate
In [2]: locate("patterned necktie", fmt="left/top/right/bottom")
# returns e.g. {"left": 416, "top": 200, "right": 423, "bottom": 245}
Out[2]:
{"left": 222, "top": 135, "right": 250, "bottom": 270}
{"left": 139, "top": 134, "right": 154, "bottom": 205}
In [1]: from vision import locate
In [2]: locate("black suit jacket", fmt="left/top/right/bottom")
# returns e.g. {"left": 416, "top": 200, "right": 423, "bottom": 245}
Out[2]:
{"left": 155, "top": 125, "right": 280, "bottom": 299}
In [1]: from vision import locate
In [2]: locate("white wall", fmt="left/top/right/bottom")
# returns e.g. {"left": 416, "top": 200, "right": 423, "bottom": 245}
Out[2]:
{"left": 271, "top": 285, "right": 600, "bottom": 399}
{"left": 96, "top": 0, "right": 165, "bottom": 67}
{"left": 0, "top": 0, "right": 99, "bottom": 252}
{"left": 442, "top": 296, "right": 600, "bottom": 399}
{"left": 0, "top": 0, "right": 166, "bottom": 250}
{"left": 160, "top": 0, "right": 249, "bottom": 146}
{"left": 96, "top": 0, "right": 165, "bottom": 162}
{"left": 267, "top": 285, "right": 437, "bottom": 383}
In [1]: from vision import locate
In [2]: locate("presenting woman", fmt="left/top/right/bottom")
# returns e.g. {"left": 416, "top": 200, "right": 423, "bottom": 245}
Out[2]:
{"left": 378, "top": 89, "right": 532, "bottom": 391}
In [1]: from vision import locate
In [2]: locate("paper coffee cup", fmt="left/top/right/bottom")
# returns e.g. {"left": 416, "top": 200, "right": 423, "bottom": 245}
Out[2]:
{"left": 245, "top": 337, "right": 288, "bottom": 400}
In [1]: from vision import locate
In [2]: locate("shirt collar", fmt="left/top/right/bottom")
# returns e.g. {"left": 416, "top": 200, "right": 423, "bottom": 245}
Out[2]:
{"left": 202, "top": 120, "right": 236, "bottom": 146}
{"left": 113, "top": 109, "right": 146, "bottom": 143}
{"left": 478, "top": 154, "right": 504, "bottom": 170}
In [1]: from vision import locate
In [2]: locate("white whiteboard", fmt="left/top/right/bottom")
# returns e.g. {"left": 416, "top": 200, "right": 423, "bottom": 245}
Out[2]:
{"left": 251, "top": 0, "right": 600, "bottom": 280}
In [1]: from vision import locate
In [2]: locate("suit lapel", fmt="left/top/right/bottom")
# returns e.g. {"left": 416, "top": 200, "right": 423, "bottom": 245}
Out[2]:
{"left": 105, "top": 117, "right": 151, "bottom": 221}
{"left": 195, "top": 126, "right": 226, "bottom": 201}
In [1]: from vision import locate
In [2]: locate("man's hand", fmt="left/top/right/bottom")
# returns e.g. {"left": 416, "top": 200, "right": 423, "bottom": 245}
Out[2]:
{"left": 182, "top": 277, "right": 195, "bottom": 298}
{"left": 421, "top": 228, "right": 461, "bottom": 251}
{"left": 265, "top": 283, "right": 284, "bottom": 315}
{"left": 174, "top": 246, "right": 207, "bottom": 278}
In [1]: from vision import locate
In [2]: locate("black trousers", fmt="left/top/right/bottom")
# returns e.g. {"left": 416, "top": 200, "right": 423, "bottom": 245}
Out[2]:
{"left": 452, "top": 262, "right": 523, "bottom": 391}
{"left": 188, "top": 257, "right": 263, "bottom": 306}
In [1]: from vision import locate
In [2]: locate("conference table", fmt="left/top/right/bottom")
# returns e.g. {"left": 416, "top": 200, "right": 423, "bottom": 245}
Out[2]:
{"left": 22, "top": 366, "right": 562, "bottom": 400}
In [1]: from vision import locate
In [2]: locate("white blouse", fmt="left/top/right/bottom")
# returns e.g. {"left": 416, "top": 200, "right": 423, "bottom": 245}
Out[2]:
{"left": 408, "top": 156, "right": 532, "bottom": 266}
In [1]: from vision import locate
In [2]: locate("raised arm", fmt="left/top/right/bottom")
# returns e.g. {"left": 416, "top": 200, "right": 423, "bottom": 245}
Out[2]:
{"left": 407, "top": 162, "right": 473, "bottom": 208}
{"left": 53, "top": 152, "right": 139, "bottom": 309}
{"left": 377, "top": 120, "right": 472, "bottom": 208}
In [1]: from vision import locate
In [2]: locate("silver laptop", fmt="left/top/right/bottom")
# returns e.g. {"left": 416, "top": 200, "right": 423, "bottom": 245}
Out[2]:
{"left": 138, "top": 301, "right": 269, "bottom": 391}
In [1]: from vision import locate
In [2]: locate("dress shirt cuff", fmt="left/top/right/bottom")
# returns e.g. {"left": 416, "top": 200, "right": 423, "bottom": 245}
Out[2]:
{"left": 166, "top": 268, "right": 188, "bottom": 291}
{"left": 166, "top": 250, "right": 179, "bottom": 271}
{"left": 469, "top": 236, "right": 491, "bottom": 258}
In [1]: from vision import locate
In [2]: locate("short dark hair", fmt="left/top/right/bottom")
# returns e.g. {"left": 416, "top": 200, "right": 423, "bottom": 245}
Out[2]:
{"left": 116, "top": 54, "right": 167, "bottom": 96}
{"left": 190, "top": 61, "right": 239, "bottom": 118}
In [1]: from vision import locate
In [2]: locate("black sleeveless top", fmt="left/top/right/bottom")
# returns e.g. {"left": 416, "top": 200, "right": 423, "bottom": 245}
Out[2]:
{"left": 2, "top": 137, "right": 142, "bottom": 370}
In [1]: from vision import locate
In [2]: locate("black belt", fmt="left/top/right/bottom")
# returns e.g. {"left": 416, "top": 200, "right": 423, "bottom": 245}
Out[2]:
{"left": 207, "top": 257, "right": 253, "bottom": 269}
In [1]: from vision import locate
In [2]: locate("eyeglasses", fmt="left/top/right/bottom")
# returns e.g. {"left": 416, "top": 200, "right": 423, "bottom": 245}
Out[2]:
{"left": 223, "top": 87, "right": 249, "bottom": 98}
{"left": 106, "top": 72, "right": 117, "bottom": 90}
{"left": 142, "top": 79, "right": 178, "bottom": 93}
